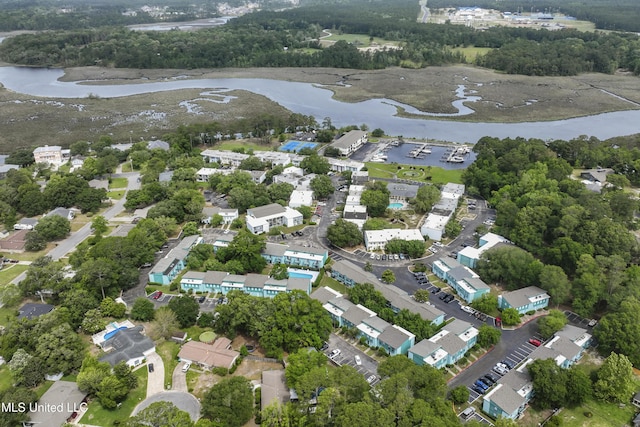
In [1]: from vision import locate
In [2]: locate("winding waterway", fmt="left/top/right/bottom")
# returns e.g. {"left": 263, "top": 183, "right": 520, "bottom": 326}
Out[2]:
{"left": 1, "top": 66, "right": 639, "bottom": 143}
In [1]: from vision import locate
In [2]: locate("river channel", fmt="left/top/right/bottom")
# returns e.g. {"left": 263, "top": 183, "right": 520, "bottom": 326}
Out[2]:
{"left": 1, "top": 66, "right": 639, "bottom": 143}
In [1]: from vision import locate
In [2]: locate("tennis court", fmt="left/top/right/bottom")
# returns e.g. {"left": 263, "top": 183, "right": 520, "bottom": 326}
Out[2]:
{"left": 279, "top": 140, "right": 318, "bottom": 152}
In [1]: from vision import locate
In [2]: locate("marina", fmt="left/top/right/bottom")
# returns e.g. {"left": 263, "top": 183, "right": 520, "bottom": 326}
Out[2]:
{"left": 354, "top": 141, "right": 476, "bottom": 170}
{"left": 406, "top": 143, "right": 433, "bottom": 159}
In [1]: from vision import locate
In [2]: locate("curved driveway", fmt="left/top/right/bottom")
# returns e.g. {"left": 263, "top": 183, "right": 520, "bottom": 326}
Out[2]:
{"left": 172, "top": 361, "right": 188, "bottom": 392}
{"left": 132, "top": 391, "right": 201, "bottom": 422}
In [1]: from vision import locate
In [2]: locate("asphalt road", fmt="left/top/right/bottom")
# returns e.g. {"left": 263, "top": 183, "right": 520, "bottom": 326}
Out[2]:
{"left": 11, "top": 172, "right": 141, "bottom": 285}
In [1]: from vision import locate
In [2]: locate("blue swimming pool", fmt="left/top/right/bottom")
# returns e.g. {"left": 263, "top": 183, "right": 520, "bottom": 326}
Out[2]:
{"left": 288, "top": 271, "right": 314, "bottom": 280}
{"left": 388, "top": 203, "right": 404, "bottom": 209}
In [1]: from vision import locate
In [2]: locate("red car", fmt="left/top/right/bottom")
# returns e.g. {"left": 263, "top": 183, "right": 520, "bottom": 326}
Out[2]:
{"left": 153, "top": 291, "right": 163, "bottom": 300}
{"left": 529, "top": 338, "right": 541, "bottom": 347}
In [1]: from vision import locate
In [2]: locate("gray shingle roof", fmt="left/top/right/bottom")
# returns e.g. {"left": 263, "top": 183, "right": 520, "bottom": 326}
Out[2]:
{"left": 409, "top": 339, "right": 441, "bottom": 358}
{"left": 378, "top": 325, "right": 412, "bottom": 349}
{"left": 501, "top": 286, "right": 548, "bottom": 308}
{"left": 99, "top": 325, "right": 155, "bottom": 366}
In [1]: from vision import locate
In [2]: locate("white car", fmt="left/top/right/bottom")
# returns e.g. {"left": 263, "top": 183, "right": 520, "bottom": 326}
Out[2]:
{"left": 182, "top": 362, "right": 191, "bottom": 373}
{"left": 460, "top": 305, "right": 474, "bottom": 314}
{"left": 329, "top": 349, "right": 341, "bottom": 359}
{"left": 366, "top": 375, "right": 377, "bottom": 384}
{"left": 370, "top": 253, "right": 376, "bottom": 259}
{"left": 354, "top": 355, "right": 362, "bottom": 366}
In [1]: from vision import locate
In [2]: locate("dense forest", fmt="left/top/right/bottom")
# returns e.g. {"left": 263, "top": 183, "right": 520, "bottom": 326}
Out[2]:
{"left": 427, "top": 0, "right": 640, "bottom": 33}
{"left": 1, "top": 0, "right": 639, "bottom": 76}
{"left": 462, "top": 136, "right": 640, "bottom": 366}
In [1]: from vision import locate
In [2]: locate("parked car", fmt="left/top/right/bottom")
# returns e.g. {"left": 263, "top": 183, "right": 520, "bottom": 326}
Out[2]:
{"left": 439, "top": 293, "right": 448, "bottom": 300}
{"left": 370, "top": 253, "right": 376, "bottom": 259}
{"left": 484, "top": 373, "right": 498, "bottom": 383}
{"left": 501, "top": 360, "right": 514, "bottom": 370}
{"left": 444, "top": 294, "right": 455, "bottom": 303}
{"left": 528, "top": 338, "right": 542, "bottom": 347}
{"left": 399, "top": 253, "right": 405, "bottom": 260}
{"left": 198, "top": 296, "right": 206, "bottom": 303}
{"left": 471, "top": 385, "right": 485, "bottom": 394}
{"left": 140, "top": 263, "right": 152, "bottom": 268}
{"left": 393, "top": 254, "right": 399, "bottom": 260}
{"left": 153, "top": 291, "right": 163, "bottom": 300}
{"left": 182, "top": 362, "right": 191, "bottom": 373}
{"left": 329, "top": 349, "right": 341, "bottom": 359}
{"left": 431, "top": 287, "right": 441, "bottom": 294}
{"left": 366, "top": 375, "right": 377, "bottom": 384}
{"left": 460, "top": 305, "right": 474, "bottom": 314}
{"left": 148, "top": 363, "right": 154, "bottom": 373}
{"left": 461, "top": 407, "right": 476, "bottom": 420}
{"left": 354, "top": 355, "right": 362, "bottom": 366}
{"left": 475, "top": 380, "right": 489, "bottom": 391}
{"left": 493, "top": 363, "right": 509, "bottom": 375}
{"left": 482, "top": 375, "right": 496, "bottom": 386}
{"left": 320, "top": 342, "right": 329, "bottom": 351}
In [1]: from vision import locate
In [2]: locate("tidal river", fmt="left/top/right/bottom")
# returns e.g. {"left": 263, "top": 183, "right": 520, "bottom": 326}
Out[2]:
{"left": 1, "top": 66, "right": 639, "bottom": 143}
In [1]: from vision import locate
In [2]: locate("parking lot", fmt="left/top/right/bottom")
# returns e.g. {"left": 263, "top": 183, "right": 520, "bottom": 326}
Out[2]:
{"left": 147, "top": 291, "right": 220, "bottom": 312}
{"left": 564, "top": 310, "right": 597, "bottom": 329}
{"left": 465, "top": 332, "right": 544, "bottom": 404}
{"left": 324, "top": 333, "right": 380, "bottom": 386}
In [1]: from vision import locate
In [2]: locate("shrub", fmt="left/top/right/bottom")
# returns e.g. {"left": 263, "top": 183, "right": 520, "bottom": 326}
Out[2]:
{"left": 212, "top": 367, "right": 228, "bottom": 376}
{"left": 526, "top": 310, "right": 535, "bottom": 316}
{"left": 169, "top": 282, "right": 178, "bottom": 291}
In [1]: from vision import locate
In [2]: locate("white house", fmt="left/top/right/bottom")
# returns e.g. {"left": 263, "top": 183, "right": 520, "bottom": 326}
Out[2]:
{"left": 329, "top": 130, "right": 368, "bottom": 157}
{"left": 246, "top": 203, "right": 303, "bottom": 234}
{"left": 289, "top": 190, "right": 313, "bottom": 208}
{"left": 343, "top": 204, "right": 367, "bottom": 229}
{"left": 196, "top": 167, "right": 233, "bottom": 182}
{"left": 33, "top": 145, "right": 69, "bottom": 168}
{"left": 202, "top": 206, "right": 239, "bottom": 224}
{"left": 364, "top": 229, "right": 424, "bottom": 251}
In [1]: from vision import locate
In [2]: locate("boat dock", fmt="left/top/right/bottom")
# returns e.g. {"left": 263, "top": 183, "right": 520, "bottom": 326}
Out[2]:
{"left": 441, "top": 145, "right": 471, "bottom": 163}
{"left": 406, "top": 143, "right": 432, "bottom": 159}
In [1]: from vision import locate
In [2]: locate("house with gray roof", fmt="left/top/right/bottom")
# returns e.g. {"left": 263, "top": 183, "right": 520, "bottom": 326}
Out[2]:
{"left": 246, "top": 203, "right": 303, "bottom": 235}
{"left": 310, "top": 286, "right": 342, "bottom": 305}
{"left": 17, "top": 303, "right": 54, "bottom": 319}
{"left": 180, "top": 269, "right": 312, "bottom": 297}
{"left": 342, "top": 304, "right": 376, "bottom": 328}
{"left": 498, "top": 286, "right": 550, "bottom": 314}
{"left": 329, "top": 130, "right": 368, "bottom": 157}
{"left": 99, "top": 325, "right": 156, "bottom": 367}
{"left": 201, "top": 206, "right": 239, "bottom": 225}
{"left": 28, "top": 381, "right": 87, "bottom": 427}
{"left": 148, "top": 235, "right": 203, "bottom": 285}
{"left": 14, "top": 217, "right": 38, "bottom": 230}
{"left": 261, "top": 370, "right": 290, "bottom": 411}
{"left": 378, "top": 325, "right": 415, "bottom": 356}
{"left": 431, "top": 257, "right": 490, "bottom": 303}
{"left": 261, "top": 242, "right": 328, "bottom": 269}
{"left": 46, "top": 207, "right": 75, "bottom": 221}
{"left": 388, "top": 183, "right": 419, "bottom": 201}
{"left": 147, "top": 139, "right": 170, "bottom": 151}
{"left": 408, "top": 319, "right": 478, "bottom": 368}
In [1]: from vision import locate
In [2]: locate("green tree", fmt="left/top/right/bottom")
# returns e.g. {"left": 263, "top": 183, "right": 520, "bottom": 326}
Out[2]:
{"left": 565, "top": 366, "right": 591, "bottom": 406}
{"left": 182, "top": 221, "right": 200, "bottom": 237}
{"left": 285, "top": 348, "right": 329, "bottom": 389}
{"left": 594, "top": 352, "right": 635, "bottom": 403}
{"left": 371, "top": 128, "right": 385, "bottom": 137}
{"left": 477, "top": 324, "right": 501, "bottom": 348}
{"left": 267, "top": 182, "right": 295, "bottom": 204}
{"left": 410, "top": 184, "right": 441, "bottom": 213}
{"left": 528, "top": 358, "right": 567, "bottom": 409}
{"left": 449, "top": 385, "right": 470, "bottom": 404}
{"left": 81, "top": 309, "right": 106, "bottom": 334}
{"left": 538, "top": 310, "right": 567, "bottom": 339}
{"left": 310, "top": 175, "right": 334, "bottom": 200}
{"left": 295, "top": 205, "right": 312, "bottom": 220}
{"left": 131, "top": 297, "right": 155, "bottom": 321}
{"left": 381, "top": 269, "right": 395, "bottom": 284}
{"left": 96, "top": 375, "right": 129, "bottom": 409}
{"left": 201, "top": 376, "right": 253, "bottom": 427}
{"left": 216, "top": 229, "right": 267, "bottom": 274}
{"left": 413, "top": 289, "right": 430, "bottom": 303}
{"left": 34, "top": 214, "right": 71, "bottom": 241}
{"left": 77, "top": 356, "right": 112, "bottom": 396}
{"left": 168, "top": 295, "right": 200, "bottom": 328}
{"left": 538, "top": 264, "right": 571, "bottom": 306}
{"left": 149, "top": 307, "right": 179, "bottom": 340}
{"left": 100, "top": 297, "right": 126, "bottom": 318}
{"left": 470, "top": 293, "right": 498, "bottom": 314}
{"left": 363, "top": 217, "right": 390, "bottom": 230}
{"left": 0, "top": 387, "right": 37, "bottom": 427}
{"left": 327, "top": 219, "right": 363, "bottom": 248}
{"left": 361, "top": 186, "right": 389, "bottom": 217}
{"left": 300, "top": 154, "right": 330, "bottom": 175}
{"left": 91, "top": 215, "right": 109, "bottom": 236}
{"left": 7, "top": 349, "right": 44, "bottom": 388}
{"left": 501, "top": 307, "right": 521, "bottom": 326}
{"left": 36, "top": 323, "right": 84, "bottom": 375}
{"left": 594, "top": 297, "right": 640, "bottom": 367}
{"left": 270, "top": 263, "right": 289, "bottom": 280}
{"left": 444, "top": 219, "right": 462, "bottom": 238}
{"left": 124, "top": 402, "right": 194, "bottom": 427}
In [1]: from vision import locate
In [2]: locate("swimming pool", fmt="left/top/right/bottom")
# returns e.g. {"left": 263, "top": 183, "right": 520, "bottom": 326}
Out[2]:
{"left": 388, "top": 202, "right": 404, "bottom": 209}
{"left": 288, "top": 271, "right": 314, "bottom": 280}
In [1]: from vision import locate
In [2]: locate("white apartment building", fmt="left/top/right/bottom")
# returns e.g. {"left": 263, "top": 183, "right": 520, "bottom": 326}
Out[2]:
{"left": 246, "top": 203, "right": 303, "bottom": 234}
{"left": 364, "top": 229, "right": 424, "bottom": 251}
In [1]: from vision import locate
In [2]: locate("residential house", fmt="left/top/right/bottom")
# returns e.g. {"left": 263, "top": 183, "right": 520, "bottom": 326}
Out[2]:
{"left": 46, "top": 207, "right": 75, "bottom": 221}
{"left": 91, "top": 320, "right": 136, "bottom": 347}
{"left": 13, "top": 217, "right": 38, "bottom": 230}
{"left": 632, "top": 391, "right": 640, "bottom": 408}
{"left": 0, "top": 164, "right": 18, "bottom": 179}
{"left": 261, "top": 370, "right": 291, "bottom": 411}
{"left": 110, "top": 143, "right": 133, "bottom": 151}
{"left": 388, "top": 183, "right": 419, "bottom": 201}
{"left": 254, "top": 151, "right": 299, "bottom": 167}
{"left": 201, "top": 206, "right": 239, "bottom": 224}
{"left": 408, "top": 319, "right": 478, "bottom": 368}
{"left": 431, "top": 257, "right": 490, "bottom": 303}
{"left": 342, "top": 204, "right": 367, "bottom": 229}
{"left": 246, "top": 203, "right": 303, "bottom": 235}
{"left": 261, "top": 242, "right": 328, "bottom": 269}
{"left": 329, "top": 130, "right": 368, "bottom": 157}
{"left": 33, "top": 145, "right": 67, "bottom": 167}
{"left": 364, "top": 229, "right": 424, "bottom": 251}
{"left": 345, "top": 195, "right": 361, "bottom": 206}
{"left": 206, "top": 231, "right": 236, "bottom": 253}
{"left": 498, "top": 286, "right": 550, "bottom": 314}
{"left": 580, "top": 168, "right": 614, "bottom": 183}
{"left": 457, "top": 232, "right": 510, "bottom": 269}
{"left": 178, "top": 338, "right": 239, "bottom": 370}
{"left": 200, "top": 149, "right": 249, "bottom": 167}
{"left": 148, "top": 235, "right": 203, "bottom": 285}
{"left": 99, "top": 325, "right": 156, "bottom": 367}
{"left": 196, "top": 167, "right": 234, "bottom": 182}
{"left": 357, "top": 315, "right": 391, "bottom": 348}
{"left": 329, "top": 260, "right": 445, "bottom": 325}
{"left": 348, "top": 185, "right": 366, "bottom": 197}
{"left": 250, "top": 170, "right": 267, "bottom": 184}
{"left": 327, "top": 157, "right": 364, "bottom": 172}
{"left": 147, "top": 140, "right": 170, "bottom": 151}
{"left": 17, "top": 303, "right": 54, "bottom": 320}
{"left": 70, "top": 155, "right": 85, "bottom": 171}
{"left": 180, "top": 270, "right": 312, "bottom": 297}
{"left": 0, "top": 229, "right": 28, "bottom": 252}
{"left": 378, "top": 325, "right": 416, "bottom": 356}
{"left": 420, "top": 183, "right": 465, "bottom": 241}
{"left": 351, "top": 170, "right": 369, "bottom": 184}
{"left": 289, "top": 190, "right": 313, "bottom": 208}
{"left": 483, "top": 325, "right": 590, "bottom": 420}
{"left": 28, "top": 381, "right": 87, "bottom": 427}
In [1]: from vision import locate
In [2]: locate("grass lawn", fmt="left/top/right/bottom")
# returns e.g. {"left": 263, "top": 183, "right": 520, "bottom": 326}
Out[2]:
{"left": 558, "top": 398, "right": 637, "bottom": 427}
{"left": 156, "top": 340, "right": 180, "bottom": 388}
{"left": 121, "top": 162, "right": 134, "bottom": 173}
{"left": 322, "top": 33, "right": 399, "bottom": 47}
{"left": 107, "top": 190, "right": 125, "bottom": 200}
{"left": 184, "top": 325, "right": 215, "bottom": 342}
{"left": 80, "top": 367, "right": 148, "bottom": 427}
{"left": 109, "top": 177, "right": 128, "bottom": 189}
{"left": 0, "top": 365, "right": 13, "bottom": 393}
{"left": 34, "top": 381, "right": 54, "bottom": 399}
{"left": 9, "top": 243, "right": 56, "bottom": 262}
{"left": 0, "top": 264, "right": 28, "bottom": 285}
{"left": 452, "top": 46, "right": 492, "bottom": 61}
{"left": 216, "top": 141, "right": 277, "bottom": 152}
{"left": 319, "top": 275, "right": 347, "bottom": 294}
{"left": 365, "top": 162, "right": 464, "bottom": 185}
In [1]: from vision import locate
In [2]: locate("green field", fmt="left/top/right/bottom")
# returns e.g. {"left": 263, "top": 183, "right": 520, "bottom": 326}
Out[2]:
{"left": 452, "top": 46, "right": 492, "bottom": 61}
{"left": 365, "top": 162, "right": 464, "bottom": 185}
{"left": 156, "top": 341, "right": 180, "bottom": 388}
{"left": 319, "top": 274, "right": 347, "bottom": 294}
{"left": 107, "top": 190, "right": 125, "bottom": 200}
{"left": 322, "top": 32, "right": 400, "bottom": 48}
{"left": 109, "top": 177, "right": 128, "bottom": 189}
{"left": 80, "top": 367, "right": 148, "bottom": 426}
{"left": 0, "top": 264, "right": 28, "bottom": 286}
{"left": 217, "top": 141, "right": 277, "bottom": 152}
